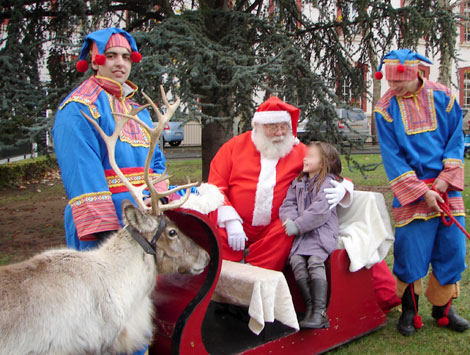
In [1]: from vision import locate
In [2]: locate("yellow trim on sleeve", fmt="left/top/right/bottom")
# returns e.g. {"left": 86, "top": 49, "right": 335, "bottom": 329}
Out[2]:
{"left": 374, "top": 107, "right": 393, "bottom": 122}
{"left": 59, "top": 99, "right": 101, "bottom": 119}
{"left": 446, "top": 94, "right": 456, "bottom": 113}
{"left": 390, "top": 170, "right": 416, "bottom": 185}
{"left": 69, "top": 191, "right": 112, "bottom": 205}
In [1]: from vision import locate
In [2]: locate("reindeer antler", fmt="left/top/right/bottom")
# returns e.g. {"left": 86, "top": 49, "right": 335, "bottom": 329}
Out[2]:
{"left": 81, "top": 85, "right": 199, "bottom": 215}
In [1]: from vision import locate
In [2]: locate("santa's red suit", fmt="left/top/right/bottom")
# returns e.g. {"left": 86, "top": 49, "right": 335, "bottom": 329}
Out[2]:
{"left": 209, "top": 130, "right": 308, "bottom": 270}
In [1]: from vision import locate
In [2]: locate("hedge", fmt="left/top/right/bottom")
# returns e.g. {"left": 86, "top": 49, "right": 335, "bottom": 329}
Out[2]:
{"left": 0, "top": 155, "right": 58, "bottom": 189}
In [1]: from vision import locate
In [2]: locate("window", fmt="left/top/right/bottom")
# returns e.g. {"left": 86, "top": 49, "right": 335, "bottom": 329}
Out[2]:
{"left": 460, "top": 1, "right": 470, "bottom": 43}
{"left": 336, "top": 63, "right": 368, "bottom": 111}
{"left": 459, "top": 68, "right": 470, "bottom": 108}
{"left": 1, "top": 19, "right": 8, "bottom": 33}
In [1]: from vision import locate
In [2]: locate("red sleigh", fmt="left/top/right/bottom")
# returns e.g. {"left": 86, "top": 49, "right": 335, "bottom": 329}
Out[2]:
{"left": 149, "top": 208, "right": 386, "bottom": 355}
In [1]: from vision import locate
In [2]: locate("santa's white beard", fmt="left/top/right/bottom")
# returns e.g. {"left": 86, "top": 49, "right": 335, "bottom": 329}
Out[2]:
{"left": 252, "top": 127, "right": 295, "bottom": 159}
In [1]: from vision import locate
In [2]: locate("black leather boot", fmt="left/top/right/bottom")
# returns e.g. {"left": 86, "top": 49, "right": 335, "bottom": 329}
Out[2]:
{"left": 432, "top": 303, "right": 470, "bottom": 332}
{"left": 397, "top": 285, "right": 420, "bottom": 336}
{"left": 296, "top": 278, "right": 312, "bottom": 321}
{"left": 299, "top": 279, "right": 329, "bottom": 329}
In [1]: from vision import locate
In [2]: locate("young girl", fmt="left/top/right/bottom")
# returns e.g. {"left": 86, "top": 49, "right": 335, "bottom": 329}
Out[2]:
{"left": 279, "top": 141, "right": 343, "bottom": 329}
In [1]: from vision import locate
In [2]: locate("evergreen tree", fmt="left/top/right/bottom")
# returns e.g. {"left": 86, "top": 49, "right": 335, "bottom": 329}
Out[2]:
{"left": 0, "top": 0, "right": 460, "bottom": 178}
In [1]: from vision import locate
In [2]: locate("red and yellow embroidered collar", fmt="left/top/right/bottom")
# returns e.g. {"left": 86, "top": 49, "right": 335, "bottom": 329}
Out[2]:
{"left": 92, "top": 75, "right": 138, "bottom": 100}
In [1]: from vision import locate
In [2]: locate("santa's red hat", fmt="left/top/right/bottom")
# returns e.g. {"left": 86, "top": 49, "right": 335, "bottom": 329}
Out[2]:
{"left": 252, "top": 97, "right": 300, "bottom": 136}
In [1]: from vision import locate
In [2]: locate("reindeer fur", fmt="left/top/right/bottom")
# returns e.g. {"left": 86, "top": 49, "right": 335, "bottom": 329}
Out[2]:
{"left": 0, "top": 202, "right": 209, "bottom": 355}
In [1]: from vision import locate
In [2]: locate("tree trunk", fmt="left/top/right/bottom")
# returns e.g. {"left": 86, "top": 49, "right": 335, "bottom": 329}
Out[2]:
{"left": 437, "top": 0, "right": 454, "bottom": 87}
{"left": 370, "top": 76, "right": 381, "bottom": 144}
{"left": 367, "top": 46, "right": 381, "bottom": 144}
{"left": 201, "top": 120, "right": 232, "bottom": 180}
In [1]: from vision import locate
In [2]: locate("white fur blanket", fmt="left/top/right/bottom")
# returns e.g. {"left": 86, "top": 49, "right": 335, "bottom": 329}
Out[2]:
{"left": 213, "top": 260, "right": 300, "bottom": 335}
{"left": 337, "top": 190, "right": 394, "bottom": 272}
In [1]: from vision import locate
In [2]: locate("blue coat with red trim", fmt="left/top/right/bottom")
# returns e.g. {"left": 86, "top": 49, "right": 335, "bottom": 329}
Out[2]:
{"left": 53, "top": 75, "right": 166, "bottom": 250}
{"left": 374, "top": 78, "right": 464, "bottom": 227}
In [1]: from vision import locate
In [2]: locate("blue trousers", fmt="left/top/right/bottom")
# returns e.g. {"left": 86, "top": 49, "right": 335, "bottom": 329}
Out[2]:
{"left": 394, "top": 216, "right": 466, "bottom": 285}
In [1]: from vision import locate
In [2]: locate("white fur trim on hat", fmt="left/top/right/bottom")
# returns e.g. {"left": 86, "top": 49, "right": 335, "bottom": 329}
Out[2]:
{"left": 252, "top": 111, "right": 291, "bottom": 125}
{"left": 252, "top": 156, "right": 278, "bottom": 226}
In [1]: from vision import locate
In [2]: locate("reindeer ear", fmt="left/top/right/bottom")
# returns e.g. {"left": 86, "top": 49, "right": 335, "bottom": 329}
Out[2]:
{"left": 122, "top": 200, "right": 159, "bottom": 234}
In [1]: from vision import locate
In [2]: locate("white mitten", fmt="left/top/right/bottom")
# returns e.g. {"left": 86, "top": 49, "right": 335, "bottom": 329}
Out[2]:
{"left": 284, "top": 219, "right": 300, "bottom": 236}
{"left": 324, "top": 180, "right": 346, "bottom": 210}
{"left": 225, "top": 219, "right": 248, "bottom": 251}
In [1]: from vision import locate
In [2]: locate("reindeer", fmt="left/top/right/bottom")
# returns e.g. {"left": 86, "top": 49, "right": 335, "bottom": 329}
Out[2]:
{"left": 0, "top": 87, "right": 210, "bottom": 355}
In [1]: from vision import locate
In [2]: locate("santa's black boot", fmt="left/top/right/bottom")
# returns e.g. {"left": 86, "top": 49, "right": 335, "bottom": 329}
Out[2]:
{"left": 300, "top": 279, "right": 329, "bottom": 329}
{"left": 397, "top": 285, "right": 420, "bottom": 336}
{"left": 296, "top": 278, "right": 313, "bottom": 323}
{"left": 432, "top": 303, "right": 470, "bottom": 332}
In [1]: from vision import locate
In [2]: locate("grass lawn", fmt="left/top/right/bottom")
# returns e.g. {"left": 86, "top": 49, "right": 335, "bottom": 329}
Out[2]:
{"left": 168, "top": 155, "right": 470, "bottom": 353}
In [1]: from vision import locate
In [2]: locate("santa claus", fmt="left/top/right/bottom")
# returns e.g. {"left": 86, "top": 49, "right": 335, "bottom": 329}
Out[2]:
{"left": 208, "top": 96, "right": 401, "bottom": 312}
{"left": 208, "top": 97, "right": 353, "bottom": 270}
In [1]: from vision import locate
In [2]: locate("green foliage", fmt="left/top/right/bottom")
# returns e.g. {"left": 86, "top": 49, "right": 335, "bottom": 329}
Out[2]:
{"left": 0, "top": 0, "right": 461, "bottom": 170}
{"left": 0, "top": 155, "right": 58, "bottom": 189}
{"left": 134, "top": 10, "right": 342, "bottom": 136}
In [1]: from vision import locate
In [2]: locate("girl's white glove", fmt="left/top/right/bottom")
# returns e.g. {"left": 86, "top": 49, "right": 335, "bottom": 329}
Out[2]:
{"left": 284, "top": 219, "right": 300, "bottom": 236}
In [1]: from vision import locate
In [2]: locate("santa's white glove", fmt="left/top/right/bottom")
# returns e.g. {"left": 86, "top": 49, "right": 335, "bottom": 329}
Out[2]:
{"left": 324, "top": 180, "right": 346, "bottom": 210}
{"left": 225, "top": 219, "right": 248, "bottom": 251}
{"left": 284, "top": 219, "right": 299, "bottom": 236}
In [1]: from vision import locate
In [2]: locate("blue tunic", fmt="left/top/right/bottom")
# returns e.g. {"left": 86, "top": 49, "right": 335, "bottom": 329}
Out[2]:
{"left": 53, "top": 75, "right": 166, "bottom": 250}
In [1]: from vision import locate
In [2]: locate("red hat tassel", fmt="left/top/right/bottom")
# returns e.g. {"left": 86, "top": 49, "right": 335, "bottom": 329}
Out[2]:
{"left": 397, "top": 64, "right": 406, "bottom": 73}
{"left": 131, "top": 51, "right": 142, "bottom": 63}
{"left": 374, "top": 71, "right": 383, "bottom": 80}
{"left": 94, "top": 54, "right": 106, "bottom": 65}
{"left": 76, "top": 59, "right": 89, "bottom": 73}
{"left": 437, "top": 299, "right": 452, "bottom": 327}
{"left": 411, "top": 283, "right": 423, "bottom": 329}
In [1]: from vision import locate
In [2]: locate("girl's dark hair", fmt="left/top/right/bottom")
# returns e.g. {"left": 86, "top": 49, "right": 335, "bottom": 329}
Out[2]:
{"left": 297, "top": 141, "right": 343, "bottom": 192}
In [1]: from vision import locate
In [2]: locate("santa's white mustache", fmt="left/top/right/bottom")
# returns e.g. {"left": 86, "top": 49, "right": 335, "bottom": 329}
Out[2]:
{"left": 271, "top": 135, "right": 285, "bottom": 142}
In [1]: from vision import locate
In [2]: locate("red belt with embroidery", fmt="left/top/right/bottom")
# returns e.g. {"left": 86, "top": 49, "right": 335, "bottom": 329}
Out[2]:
{"left": 105, "top": 167, "right": 160, "bottom": 194}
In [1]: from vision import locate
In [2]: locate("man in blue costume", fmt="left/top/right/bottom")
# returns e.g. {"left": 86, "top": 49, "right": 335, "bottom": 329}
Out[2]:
{"left": 53, "top": 28, "right": 166, "bottom": 251}
{"left": 53, "top": 28, "right": 162, "bottom": 355}
{"left": 374, "top": 49, "right": 469, "bottom": 336}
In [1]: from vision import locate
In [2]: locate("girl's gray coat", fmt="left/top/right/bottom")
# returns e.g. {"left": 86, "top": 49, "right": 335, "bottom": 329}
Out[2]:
{"left": 279, "top": 174, "right": 339, "bottom": 261}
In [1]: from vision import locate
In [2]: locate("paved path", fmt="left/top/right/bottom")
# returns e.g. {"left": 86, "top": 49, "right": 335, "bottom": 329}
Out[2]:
{"left": 164, "top": 145, "right": 380, "bottom": 160}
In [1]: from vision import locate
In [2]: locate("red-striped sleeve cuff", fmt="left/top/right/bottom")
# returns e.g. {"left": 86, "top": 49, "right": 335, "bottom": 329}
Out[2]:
{"left": 390, "top": 171, "right": 429, "bottom": 206}
{"left": 438, "top": 159, "right": 464, "bottom": 191}
{"left": 69, "top": 192, "right": 121, "bottom": 240}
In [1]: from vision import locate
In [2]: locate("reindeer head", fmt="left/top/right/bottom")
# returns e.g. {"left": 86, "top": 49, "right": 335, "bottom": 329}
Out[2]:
{"left": 122, "top": 202, "right": 210, "bottom": 275}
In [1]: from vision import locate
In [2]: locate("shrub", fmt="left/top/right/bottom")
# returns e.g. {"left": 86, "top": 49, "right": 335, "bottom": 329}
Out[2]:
{"left": 0, "top": 156, "right": 58, "bottom": 189}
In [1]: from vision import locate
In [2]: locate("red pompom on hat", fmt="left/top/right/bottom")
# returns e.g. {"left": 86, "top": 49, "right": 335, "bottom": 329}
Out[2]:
{"left": 252, "top": 96, "right": 300, "bottom": 137}
{"left": 76, "top": 59, "right": 89, "bottom": 73}
{"left": 94, "top": 54, "right": 106, "bottom": 65}
{"left": 131, "top": 51, "right": 142, "bottom": 63}
{"left": 397, "top": 64, "right": 406, "bottom": 73}
{"left": 374, "top": 71, "right": 383, "bottom": 80}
